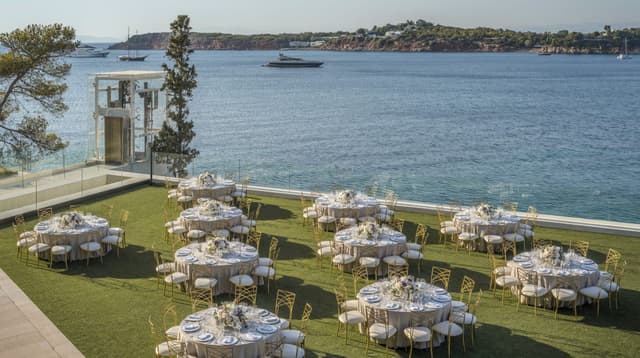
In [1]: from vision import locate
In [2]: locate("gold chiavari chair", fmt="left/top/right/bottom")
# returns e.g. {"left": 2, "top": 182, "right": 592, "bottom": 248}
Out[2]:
{"left": 153, "top": 245, "right": 174, "bottom": 289}
{"left": 14, "top": 223, "right": 36, "bottom": 262}
{"left": 603, "top": 248, "right": 622, "bottom": 276}
{"left": 281, "top": 302, "right": 312, "bottom": 346}
{"left": 390, "top": 217, "right": 405, "bottom": 233}
{"left": 101, "top": 203, "right": 114, "bottom": 223}
{"left": 502, "top": 238, "right": 516, "bottom": 260}
{"left": 246, "top": 230, "right": 261, "bottom": 252}
{"left": 569, "top": 240, "right": 589, "bottom": 258}
{"left": 352, "top": 265, "right": 370, "bottom": 297}
{"left": 364, "top": 305, "right": 398, "bottom": 355}
{"left": 331, "top": 241, "right": 356, "bottom": 274}
{"left": 49, "top": 239, "right": 72, "bottom": 270}
{"left": 229, "top": 261, "right": 255, "bottom": 293}
{"left": 402, "top": 229, "right": 428, "bottom": 274}
{"left": 191, "top": 291, "right": 213, "bottom": 312}
{"left": 358, "top": 245, "right": 381, "bottom": 280}
{"left": 452, "top": 290, "right": 482, "bottom": 347}
{"left": 190, "top": 273, "right": 218, "bottom": 305}
{"left": 382, "top": 243, "right": 407, "bottom": 273}
{"left": 532, "top": 237, "right": 552, "bottom": 250}
{"left": 314, "top": 230, "right": 334, "bottom": 270}
{"left": 432, "top": 312, "right": 465, "bottom": 358}
{"left": 490, "top": 253, "right": 518, "bottom": 304}
{"left": 430, "top": 266, "right": 452, "bottom": 290}
{"left": 163, "top": 302, "right": 180, "bottom": 339}
{"left": 515, "top": 266, "right": 548, "bottom": 316}
{"left": 38, "top": 207, "right": 53, "bottom": 220}
{"left": 274, "top": 289, "right": 296, "bottom": 324}
{"left": 334, "top": 289, "right": 365, "bottom": 344}
{"left": 79, "top": 238, "right": 102, "bottom": 266}
{"left": 457, "top": 222, "right": 478, "bottom": 255}
{"left": 550, "top": 278, "right": 578, "bottom": 320}
{"left": 388, "top": 263, "right": 409, "bottom": 279}
{"left": 242, "top": 203, "right": 261, "bottom": 232}
{"left": 404, "top": 313, "right": 435, "bottom": 358}
{"left": 337, "top": 273, "right": 358, "bottom": 311}
{"left": 103, "top": 209, "right": 129, "bottom": 256}
{"left": 148, "top": 315, "right": 184, "bottom": 358}
{"left": 234, "top": 284, "right": 257, "bottom": 305}
{"left": 452, "top": 275, "right": 476, "bottom": 312}
{"left": 599, "top": 260, "right": 625, "bottom": 310}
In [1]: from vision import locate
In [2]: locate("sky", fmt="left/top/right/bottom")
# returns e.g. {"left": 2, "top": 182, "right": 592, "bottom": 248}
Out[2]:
{"left": 1, "top": 0, "right": 638, "bottom": 42}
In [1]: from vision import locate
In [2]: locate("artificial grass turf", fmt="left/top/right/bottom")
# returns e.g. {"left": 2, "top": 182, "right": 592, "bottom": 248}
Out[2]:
{"left": 0, "top": 185, "right": 638, "bottom": 357}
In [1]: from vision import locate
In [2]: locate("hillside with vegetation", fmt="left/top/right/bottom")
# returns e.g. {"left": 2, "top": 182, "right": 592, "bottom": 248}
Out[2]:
{"left": 109, "top": 20, "right": 639, "bottom": 54}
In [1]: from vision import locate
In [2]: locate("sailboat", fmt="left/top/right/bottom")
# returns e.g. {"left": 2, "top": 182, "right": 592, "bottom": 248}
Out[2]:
{"left": 617, "top": 38, "right": 632, "bottom": 60}
{"left": 119, "top": 28, "right": 148, "bottom": 62}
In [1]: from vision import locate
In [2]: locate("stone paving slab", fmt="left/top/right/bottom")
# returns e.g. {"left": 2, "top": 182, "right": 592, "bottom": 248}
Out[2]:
{"left": 0, "top": 270, "right": 84, "bottom": 358}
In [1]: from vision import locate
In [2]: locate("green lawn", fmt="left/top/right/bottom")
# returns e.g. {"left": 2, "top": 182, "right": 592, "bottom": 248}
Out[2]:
{"left": 1, "top": 185, "right": 638, "bottom": 357}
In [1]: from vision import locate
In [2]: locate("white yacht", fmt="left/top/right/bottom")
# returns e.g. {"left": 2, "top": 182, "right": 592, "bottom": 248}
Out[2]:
{"left": 68, "top": 44, "right": 109, "bottom": 58}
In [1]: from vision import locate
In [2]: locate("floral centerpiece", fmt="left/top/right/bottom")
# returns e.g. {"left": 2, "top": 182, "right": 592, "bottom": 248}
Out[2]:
{"left": 336, "top": 190, "right": 356, "bottom": 205}
{"left": 199, "top": 200, "right": 222, "bottom": 216}
{"left": 198, "top": 171, "right": 216, "bottom": 186}
{"left": 206, "top": 237, "right": 229, "bottom": 255}
{"left": 390, "top": 275, "right": 416, "bottom": 299}
{"left": 475, "top": 203, "right": 498, "bottom": 219}
{"left": 353, "top": 221, "right": 380, "bottom": 241}
{"left": 59, "top": 212, "right": 84, "bottom": 229}
{"left": 540, "top": 245, "right": 563, "bottom": 266}
{"left": 213, "top": 303, "right": 248, "bottom": 330}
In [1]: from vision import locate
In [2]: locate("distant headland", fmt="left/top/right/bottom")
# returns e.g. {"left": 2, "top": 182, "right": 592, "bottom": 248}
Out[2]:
{"left": 108, "top": 20, "right": 638, "bottom": 54}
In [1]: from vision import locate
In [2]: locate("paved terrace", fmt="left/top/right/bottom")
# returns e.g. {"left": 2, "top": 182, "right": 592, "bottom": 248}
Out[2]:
{"left": 0, "top": 269, "right": 84, "bottom": 357}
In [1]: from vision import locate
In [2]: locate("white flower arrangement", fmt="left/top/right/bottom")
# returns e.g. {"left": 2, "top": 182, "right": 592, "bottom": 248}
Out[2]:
{"left": 336, "top": 190, "right": 356, "bottom": 205}
{"left": 198, "top": 171, "right": 216, "bottom": 186}
{"left": 475, "top": 203, "right": 497, "bottom": 219}
{"left": 213, "top": 303, "right": 248, "bottom": 330}
{"left": 390, "top": 275, "right": 416, "bottom": 298}
{"left": 199, "top": 200, "right": 222, "bottom": 216}
{"left": 354, "top": 221, "right": 380, "bottom": 241}
{"left": 540, "top": 245, "right": 563, "bottom": 266}
{"left": 60, "top": 212, "right": 84, "bottom": 229}
{"left": 206, "top": 237, "right": 229, "bottom": 255}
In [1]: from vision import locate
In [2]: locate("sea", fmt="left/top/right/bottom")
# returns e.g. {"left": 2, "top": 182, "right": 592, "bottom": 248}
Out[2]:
{"left": 12, "top": 48, "right": 640, "bottom": 223}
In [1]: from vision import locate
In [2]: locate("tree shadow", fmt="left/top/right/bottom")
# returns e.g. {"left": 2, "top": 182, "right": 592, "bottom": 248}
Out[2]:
{"left": 59, "top": 244, "right": 156, "bottom": 280}
{"left": 259, "top": 234, "right": 314, "bottom": 261}
{"left": 254, "top": 202, "right": 295, "bottom": 221}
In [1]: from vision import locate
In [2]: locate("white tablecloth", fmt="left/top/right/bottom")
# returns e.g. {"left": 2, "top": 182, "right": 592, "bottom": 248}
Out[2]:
{"left": 334, "top": 225, "right": 406, "bottom": 275}
{"left": 33, "top": 215, "right": 110, "bottom": 261}
{"left": 178, "top": 178, "right": 236, "bottom": 201}
{"left": 507, "top": 251, "right": 600, "bottom": 305}
{"left": 453, "top": 207, "right": 520, "bottom": 251}
{"left": 179, "top": 206, "right": 243, "bottom": 232}
{"left": 174, "top": 242, "right": 258, "bottom": 295}
{"left": 314, "top": 192, "right": 380, "bottom": 218}
{"left": 179, "top": 304, "right": 288, "bottom": 358}
{"left": 357, "top": 281, "right": 451, "bottom": 348}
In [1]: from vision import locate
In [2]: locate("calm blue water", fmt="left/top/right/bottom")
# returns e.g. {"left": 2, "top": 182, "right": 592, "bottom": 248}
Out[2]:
{"left": 32, "top": 50, "right": 640, "bottom": 223}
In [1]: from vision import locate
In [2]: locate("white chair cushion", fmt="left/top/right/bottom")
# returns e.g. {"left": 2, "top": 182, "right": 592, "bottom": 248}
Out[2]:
{"left": 187, "top": 230, "right": 206, "bottom": 239}
{"left": 440, "top": 220, "right": 455, "bottom": 227}
{"left": 79, "top": 242, "right": 100, "bottom": 252}
{"left": 401, "top": 250, "right": 423, "bottom": 260}
{"left": 165, "top": 325, "right": 180, "bottom": 339}
{"left": 101, "top": 235, "right": 122, "bottom": 245}
{"left": 338, "top": 311, "right": 365, "bottom": 324}
{"left": 242, "top": 218, "right": 257, "bottom": 227}
{"left": 50, "top": 245, "right": 72, "bottom": 256}
{"left": 167, "top": 192, "right": 179, "bottom": 199}
{"left": 318, "top": 216, "right": 336, "bottom": 224}
{"left": 281, "top": 329, "right": 305, "bottom": 345}
{"left": 519, "top": 228, "right": 534, "bottom": 238}
{"left": 317, "top": 240, "right": 332, "bottom": 248}
{"left": 229, "top": 274, "right": 254, "bottom": 286}
{"left": 495, "top": 275, "right": 519, "bottom": 287}
{"left": 339, "top": 217, "right": 357, "bottom": 226}
{"left": 108, "top": 227, "right": 125, "bottom": 235}
{"left": 551, "top": 288, "right": 577, "bottom": 301}
{"left": 451, "top": 311, "right": 477, "bottom": 325}
{"left": 579, "top": 286, "right": 609, "bottom": 299}
{"left": 253, "top": 265, "right": 276, "bottom": 278}
{"left": 20, "top": 231, "right": 36, "bottom": 239}
{"left": 232, "top": 190, "right": 246, "bottom": 198}
{"left": 155, "top": 340, "right": 182, "bottom": 356}
{"left": 317, "top": 247, "right": 335, "bottom": 256}
{"left": 598, "top": 279, "right": 619, "bottom": 292}
{"left": 28, "top": 243, "right": 50, "bottom": 253}
{"left": 17, "top": 237, "right": 37, "bottom": 247}
{"left": 156, "top": 263, "right": 174, "bottom": 273}
{"left": 165, "top": 220, "right": 180, "bottom": 228}
{"left": 483, "top": 235, "right": 503, "bottom": 244}
{"left": 403, "top": 326, "right": 431, "bottom": 342}
{"left": 493, "top": 266, "right": 509, "bottom": 276}
{"left": 368, "top": 323, "right": 398, "bottom": 339}
{"left": 521, "top": 284, "right": 548, "bottom": 297}
{"left": 503, "top": 233, "right": 525, "bottom": 242}
{"left": 167, "top": 226, "right": 187, "bottom": 235}
{"left": 165, "top": 272, "right": 188, "bottom": 284}
{"left": 358, "top": 216, "right": 376, "bottom": 223}
{"left": 432, "top": 321, "right": 463, "bottom": 336}
{"left": 406, "top": 242, "right": 421, "bottom": 251}
{"left": 194, "top": 277, "right": 218, "bottom": 289}
{"left": 519, "top": 223, "right": 532, "bottom": 230}
{"left": 303, "top": 211, "right": 318, "bottom": 219}
{"left": 458, "top": 232, "right": 478, "bottom": 241}
{"left": 342, "top": 299, "right": 359, "bottom": 311}
{"left": 258, "top": 257, "right": 273, "bottom": 266}
{"left": 382, "top": 256, "right": 407, "bottom": 266}
{"left": 440, "top": 226, "right": 459, "bottom": 235}
{"left": 230, "top": 225, "right": 250, "bottom": 234}
{"left": 332, "top": 254, "right": 355, "bottom": 265}
{"left": 177, "top": 195, "right": 193, "bottom": 203}
{"left": 279, "top": 343, "right": 305, "bottom": 358}
{"left": 359, "top": 257, "right": 380, "bottom": 267}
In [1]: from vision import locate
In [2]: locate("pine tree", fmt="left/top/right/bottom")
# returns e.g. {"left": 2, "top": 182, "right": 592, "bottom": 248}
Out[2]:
{"left": 152, "top": 15, "right": 198, "bottom": 177}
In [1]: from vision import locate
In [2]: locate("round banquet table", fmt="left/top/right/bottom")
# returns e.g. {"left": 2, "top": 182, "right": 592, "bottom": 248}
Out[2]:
{"left": 178, "top": 304, "right": 288, "bottom": 358}
{"left": 314, "top": 192, "right": 380, "bottom": 219}
{"left": 357, "top": 280, "right": 452, "bottom": 348}
{"left": 178, "top": 177, "right": 236, "bottom": 201}
{"left": 178, "top": 205, "right": 243, "bottom": 232}
{"left": 33, "top": 214, "right": 110, "bottom": 261}
{"left": 174, "top": 242, "right": 259, "bottom": 295}
{"left": 453, "top": 207, "right": 520, "bottom": 252}
{"left": 334, "top": 225, "right": 406, "bottom": 276}
{"left": 507, "top": 250, "right": 600, "bottom": 306}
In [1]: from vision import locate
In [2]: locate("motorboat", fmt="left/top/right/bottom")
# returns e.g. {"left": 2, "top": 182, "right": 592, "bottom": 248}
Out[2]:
{"left": 68, "top": 44, "right": 109, "bottom": 58}
{"left": 263, "top": 53, "right": 323, "bottom": 67}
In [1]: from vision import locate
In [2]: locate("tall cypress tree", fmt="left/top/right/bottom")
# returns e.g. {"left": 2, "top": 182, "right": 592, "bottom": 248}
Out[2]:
{"left": 152, "top": 15, "right": 198, "bottom": 177}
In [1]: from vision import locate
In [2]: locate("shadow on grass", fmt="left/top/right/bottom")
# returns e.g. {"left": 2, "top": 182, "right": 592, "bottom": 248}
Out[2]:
{"left": 474, "top": 323, "right": 572, "bottom": 357}
{"left": 251, "top": 201, "right": 295, "bottom": 221}
{"left": 57, "top": 244, "right": 155, "bottom": 280}
{"left": 266, "top": 235, "right": 314, "bottom": 261}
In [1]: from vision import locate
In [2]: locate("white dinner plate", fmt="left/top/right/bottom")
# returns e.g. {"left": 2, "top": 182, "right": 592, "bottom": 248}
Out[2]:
{"left": 537, "top": 268, "right": 551, "bottom": 274}
{"left": 241, "top": 253, "right": 257, "bottom": 259}
{"left": 257, "top": 325, "right": 277, "bottom": 334}
{"left": 513, "top": 256, "right": 529, "bottom": 262}
{"left": 176, "top": 249, "right": 191, "bottom": 256}
{"left": 182, "top": 323, "right": 200, "bottom": 333}
{"left": 242, "top": 332, "right": 263, "bottom": 341}
{"left": 364, "top": 295, "right": 381, "bottom": 303}
{"left": 360, "top": 287, "right": 378, "bottom": 295}
{"left": 186, "top": 313, "right": 204, "bottom": 321}
{"left": 519, "top": 262, "right": 534, "bottom": 269}
{"left": 433, "top": 295, "right": 451, "bottom": 302}
{"left": 262, "top": 316, "right": 280, "bottom": 325}
{"left": 220, "top": 336, "right": 238, "bottom": 345}
{"left": 434, "top": 288, "right": 447, "bottom": 295}
{"left": 196, "top": 333, "right": 214, "bottom": 342}
{"left": 258, "top": 309, "right": 270, "bottom": 317}
{"left": 385, "top": 302, "right": 401, "bottom": 310}
{"left": 244, "top": 246, "right": 257, "bottom": 252}
{"left": 409, "top": 304, "right": 424, "bottom": 312}
{"left": 425, "top": 302, "right": 443, "bottom": 309}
